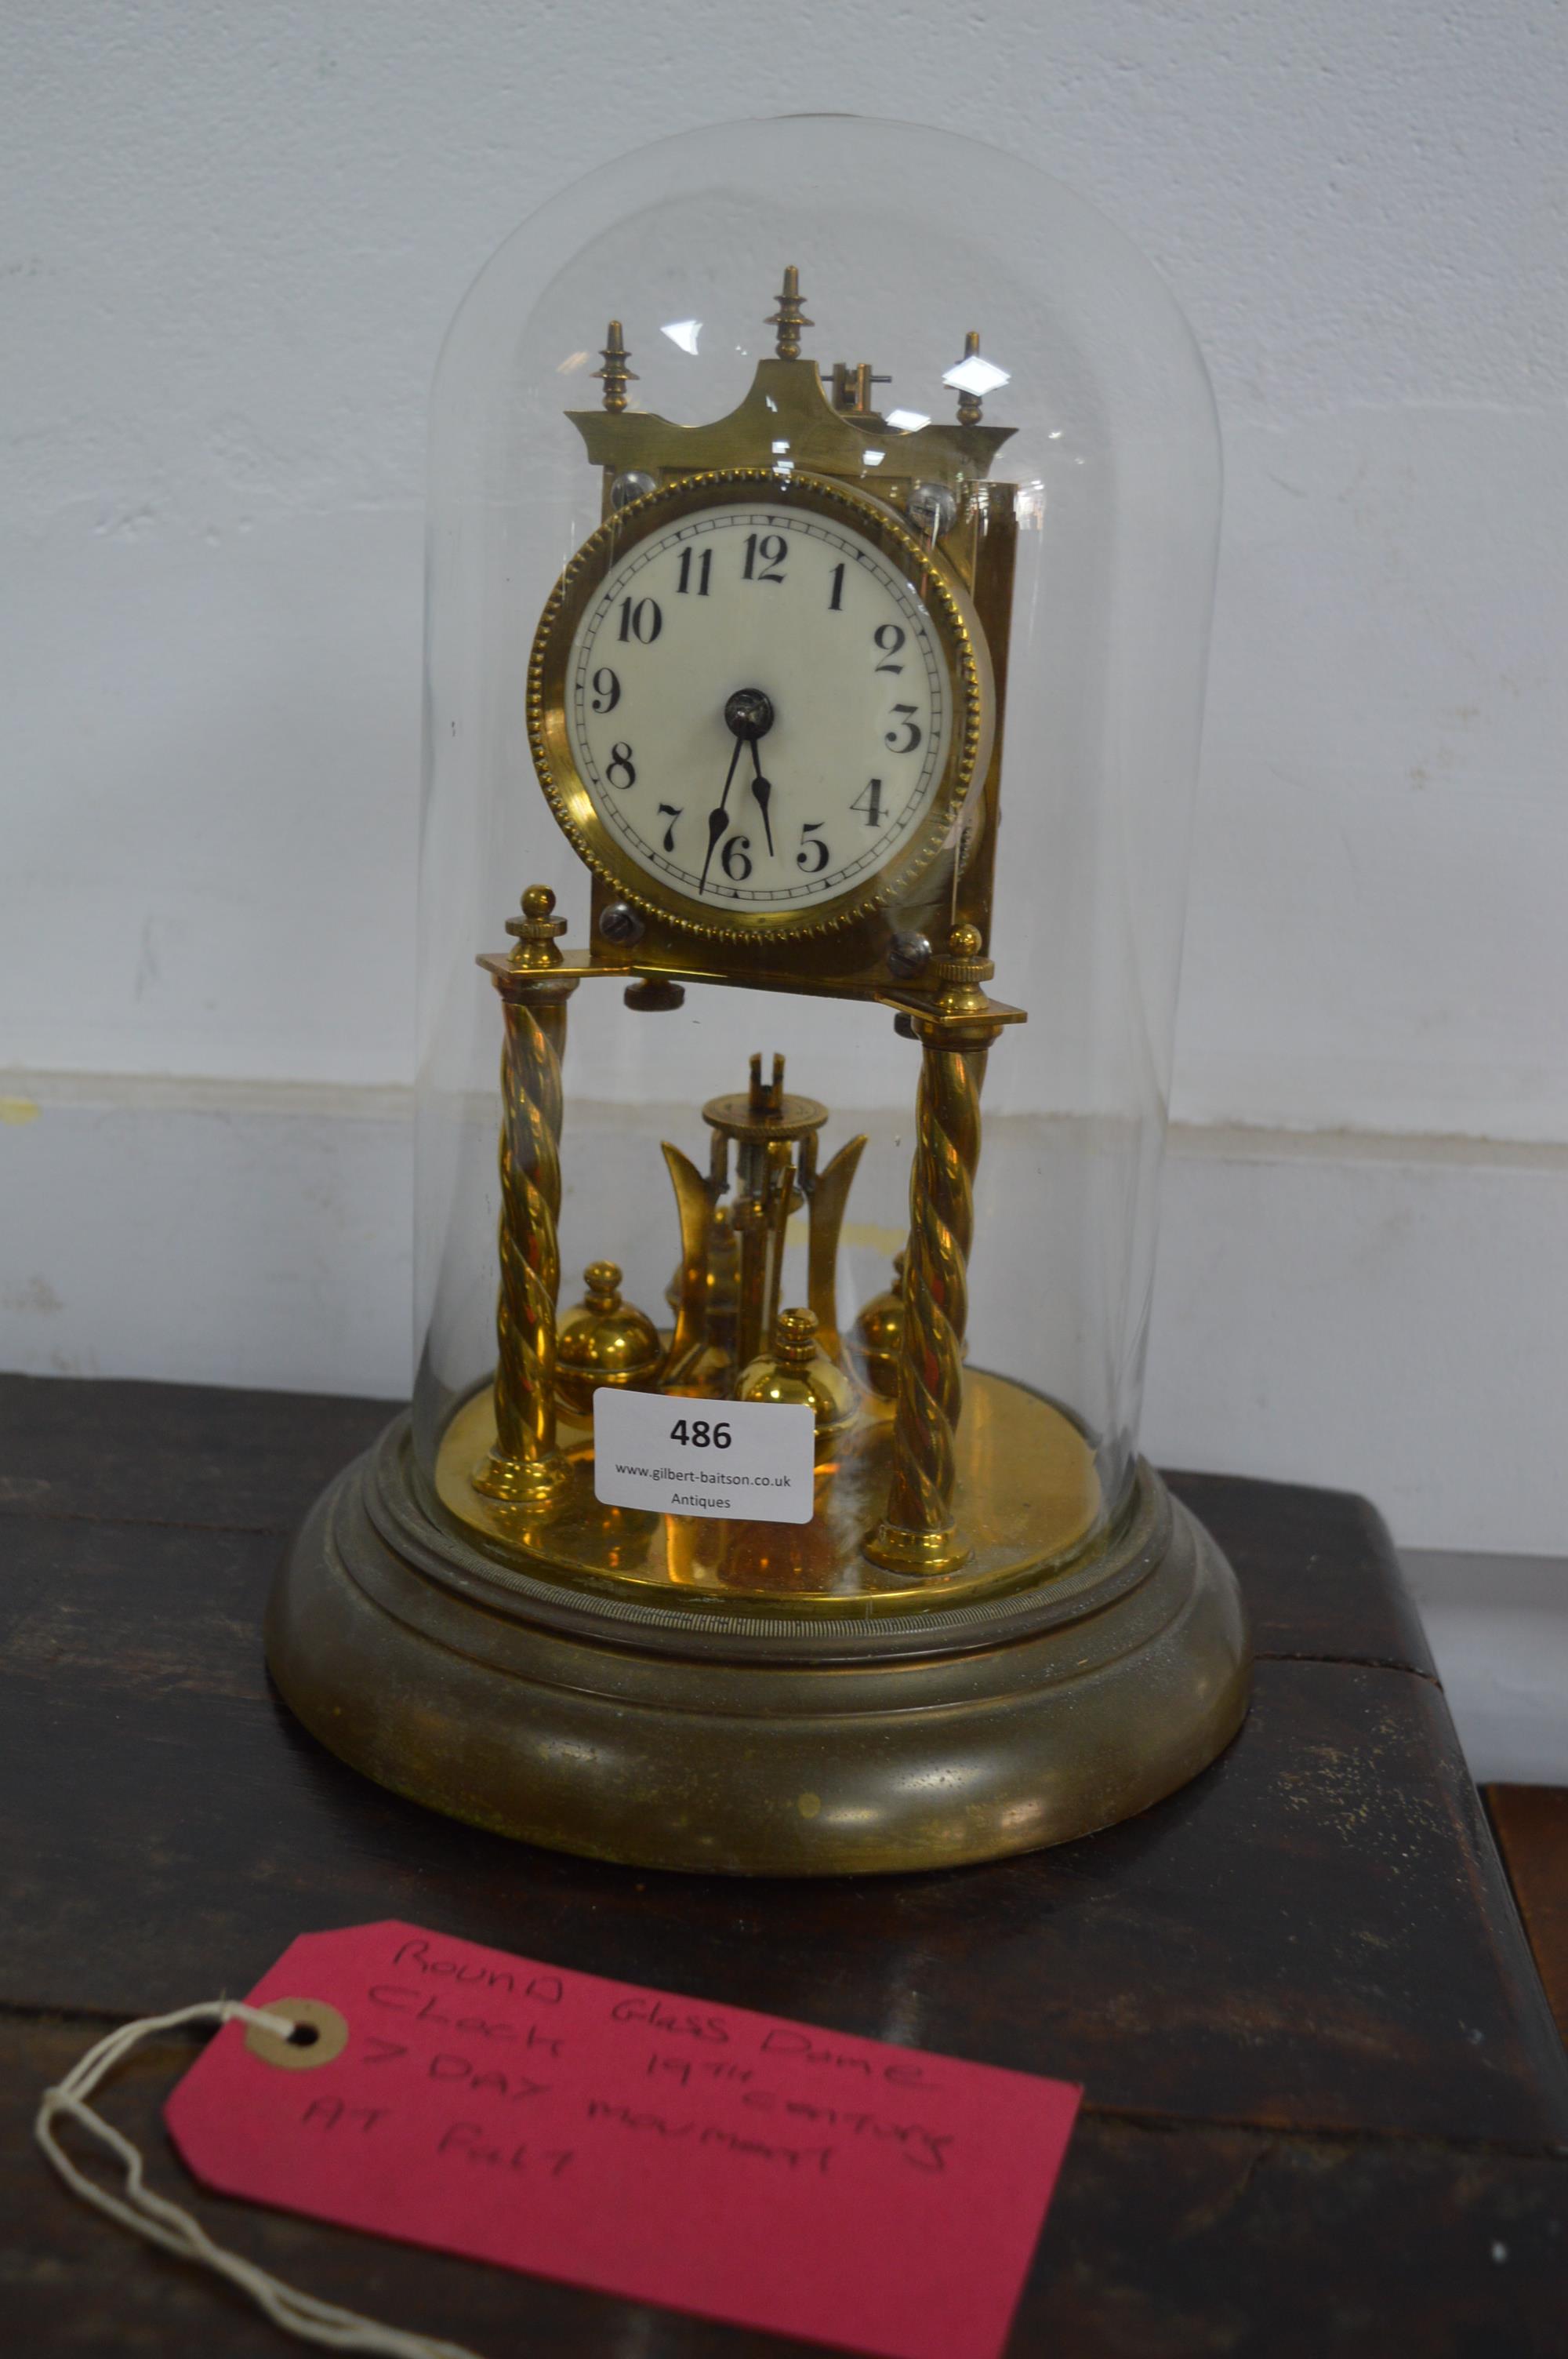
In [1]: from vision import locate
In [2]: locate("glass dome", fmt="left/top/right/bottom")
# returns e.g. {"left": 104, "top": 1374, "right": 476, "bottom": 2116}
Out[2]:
{"left": 410, "top": 114, "right": 1221, "bottom": 1605}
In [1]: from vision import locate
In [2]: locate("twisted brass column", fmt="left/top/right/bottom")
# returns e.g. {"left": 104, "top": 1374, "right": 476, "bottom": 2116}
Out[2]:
{"left": 867, "top": 925, "right": 1007, "bottom": 1577}
{"left": 472, "top": 887, "right": 578, "bottom": 1512}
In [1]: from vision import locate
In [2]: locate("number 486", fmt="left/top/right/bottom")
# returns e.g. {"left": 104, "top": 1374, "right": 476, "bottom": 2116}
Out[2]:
{"left": 670, "top": 1419, "right": 731, "bottom": 1449}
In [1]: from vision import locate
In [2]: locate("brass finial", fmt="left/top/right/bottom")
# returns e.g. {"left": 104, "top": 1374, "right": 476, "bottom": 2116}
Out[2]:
{"left": 955, "top": 329, "right": 984, "bottom": 425}
{"left": 594, "top": 321, "right": 637, "bottom": 414}
{"left": 766, "top": 266, "right": 812, "bottom": 361}
{"left": 505, "top": 884, "right": 568, "bottom": 972}
{"left": 929, "top": 919, "right": 996, "bottom": 1021}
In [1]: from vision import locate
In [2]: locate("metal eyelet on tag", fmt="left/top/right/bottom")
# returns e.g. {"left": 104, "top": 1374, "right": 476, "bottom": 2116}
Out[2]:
{"left": 243, "top": 1997, "right": 348, "bottom": 2071}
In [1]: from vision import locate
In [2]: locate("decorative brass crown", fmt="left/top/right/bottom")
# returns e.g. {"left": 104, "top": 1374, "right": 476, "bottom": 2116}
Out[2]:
{"left": 567, "top": 266, "right": 1014, "bottom": 491}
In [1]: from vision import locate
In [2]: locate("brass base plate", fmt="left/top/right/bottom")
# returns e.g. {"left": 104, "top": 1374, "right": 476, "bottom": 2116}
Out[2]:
{"left": 267, "top": 1417, "right": 1252, "bottom": 1877}
{"left": 434, "top": 1370, "right": 1102, "bottom": 1605}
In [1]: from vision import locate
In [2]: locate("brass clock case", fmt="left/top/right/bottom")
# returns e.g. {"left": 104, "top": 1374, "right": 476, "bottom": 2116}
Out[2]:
{"left": 526, "top": 467, "right": 990, "bottom": 945}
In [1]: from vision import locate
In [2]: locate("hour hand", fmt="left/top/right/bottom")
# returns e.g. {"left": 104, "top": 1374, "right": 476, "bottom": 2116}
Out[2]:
{"left": 750, "top": 770, "right": 775, "bottom": 856}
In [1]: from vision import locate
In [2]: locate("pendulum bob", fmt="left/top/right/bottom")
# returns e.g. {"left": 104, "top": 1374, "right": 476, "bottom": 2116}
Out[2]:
{"left": 554, "top": 1261, "right": 662, "bottom": 1424}
{"left": 736, "top": 1307, "right": 857, "bottom": 1455}
{"left": 851, "top": 1250, "right": 906, "bottom": 1407}
{"left": 663, "top": 1306, "right": 865, "bottom": 1597}
{"left": 850, "top": 1248, "right": 967, "bottom": 1414}
{"left": 668, "top": 1310, "right": 851, "bottom": 1598}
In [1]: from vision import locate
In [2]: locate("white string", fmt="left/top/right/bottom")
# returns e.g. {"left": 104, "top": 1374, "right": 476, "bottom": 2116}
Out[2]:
{"left": 35, "top": 2000, "right": 486, "bottom": 2359}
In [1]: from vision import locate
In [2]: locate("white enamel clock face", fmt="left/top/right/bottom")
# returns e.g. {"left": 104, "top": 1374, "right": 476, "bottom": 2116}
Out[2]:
{"left": 563, "top": 501, "right": 951, "bottom": 915}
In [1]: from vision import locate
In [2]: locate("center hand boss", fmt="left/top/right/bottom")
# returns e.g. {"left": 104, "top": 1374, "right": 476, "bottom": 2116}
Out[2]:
{"left": 700, "top": 687, "right": 775, "bottom": 895}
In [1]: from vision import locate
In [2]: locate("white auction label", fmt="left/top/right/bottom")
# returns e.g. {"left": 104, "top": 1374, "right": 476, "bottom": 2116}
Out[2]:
{"left": 593, "top": 1387, "right": 816, "bottom": 1524}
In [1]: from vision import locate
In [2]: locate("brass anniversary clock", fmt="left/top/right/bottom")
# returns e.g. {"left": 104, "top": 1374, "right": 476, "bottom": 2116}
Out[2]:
{"left": 269, "top": 118, "right": 1250, "bottom": 1872}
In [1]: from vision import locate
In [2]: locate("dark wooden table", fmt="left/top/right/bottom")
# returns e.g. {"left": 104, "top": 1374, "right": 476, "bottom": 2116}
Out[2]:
{"left": 4, "top": 1374, "right": 1566, "bottom": 2355}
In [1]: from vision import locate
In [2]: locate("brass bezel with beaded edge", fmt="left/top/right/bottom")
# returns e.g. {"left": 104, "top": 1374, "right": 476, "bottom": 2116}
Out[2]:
{"left": 526, "top": 467, "right": 989, "bottom": 947}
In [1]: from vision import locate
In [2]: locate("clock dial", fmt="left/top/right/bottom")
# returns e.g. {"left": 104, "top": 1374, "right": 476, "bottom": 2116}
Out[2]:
{"left": 561, "top": 499, "right": 955, "bottom": 919}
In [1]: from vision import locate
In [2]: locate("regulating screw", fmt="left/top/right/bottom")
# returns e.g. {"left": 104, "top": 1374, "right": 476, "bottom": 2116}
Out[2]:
{"left": 887, "top": 931, "right": 933, "bottom": 980}
{"left": 610, "top": 469, "right": 658, "bottom": 511}
{"left": 599, "top": 900, "right": 645, "bottom": 947}
{"left": 907, "top": 482, "right": 958, "bottom": 539}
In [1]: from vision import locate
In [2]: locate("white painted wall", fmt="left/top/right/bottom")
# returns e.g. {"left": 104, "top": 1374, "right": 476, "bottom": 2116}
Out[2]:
{"left": 5, "top": 2, "right": 1564, "bottom": 1123}
{"left": 4, "top": 8, "right": 1566, "bottom": 1630}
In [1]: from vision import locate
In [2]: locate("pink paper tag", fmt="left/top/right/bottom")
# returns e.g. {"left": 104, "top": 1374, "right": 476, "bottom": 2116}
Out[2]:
{"left": 166, "top": 1920, "right": 1080, "bottom": 2359}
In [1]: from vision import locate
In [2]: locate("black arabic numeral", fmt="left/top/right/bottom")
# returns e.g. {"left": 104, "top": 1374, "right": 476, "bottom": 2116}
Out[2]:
{"left": 873, "top": 623, "right": 906, "bottom": 672}
{"left": 742, "top": 532, "right": 788, "bottom": 585}
{"left": 884, "top": 704, "right": 922, "bottom": 755}
{"left": 606, "top": 743, "right": 637, "bottom": 790}
{"left": 590, "top": 666, "right": 620, "bottom": 714}
{"left": 617, "top": 596, "right": 662, "bottom": 644}
{"left": 720, "top": 833, "right": 753, "bottom": 882}
{"left": 826, "top": 561, "right": 845, "bottom": 612}
{"left": 796, "top": 822, "right": 829, "bottom": 874}
{"left": 676, "top": 547, "right": 711, "bottom": 596}
{"left": 851, "top": 779, "right": 884, "bottom": 828}
{"left": 656, "top": 802, "right": 682, "bottom": 852}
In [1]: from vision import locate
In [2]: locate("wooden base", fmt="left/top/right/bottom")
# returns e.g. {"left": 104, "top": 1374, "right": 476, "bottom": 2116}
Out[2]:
{"left": 267, "top": 1416, "right": 1252, "bottom": 1875}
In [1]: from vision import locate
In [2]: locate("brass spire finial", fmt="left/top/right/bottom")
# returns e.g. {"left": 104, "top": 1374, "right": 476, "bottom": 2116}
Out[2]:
{"left": 594, "top": 320, "right": 637, "bottom": 414}
{"left": 766, "top": 266, "right": 812, "bottom": 361}
{"left": 955, "top": 329, "right": 984, "bottom": 426}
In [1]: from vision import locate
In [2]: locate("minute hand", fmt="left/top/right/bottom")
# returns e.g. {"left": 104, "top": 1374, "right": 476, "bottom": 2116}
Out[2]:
{"left": 698, "top": 736, "right": 747, "bottom": 896}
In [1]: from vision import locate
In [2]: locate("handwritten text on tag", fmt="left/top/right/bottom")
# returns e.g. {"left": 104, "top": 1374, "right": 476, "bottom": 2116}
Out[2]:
{"left": 165, "top": 1921, "right": 1080, "bottom": 2359}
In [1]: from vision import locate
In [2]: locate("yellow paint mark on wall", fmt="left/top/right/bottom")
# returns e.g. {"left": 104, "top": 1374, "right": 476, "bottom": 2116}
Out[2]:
{"left": 0, "top": 1098, "right": 40, "bottom": 1127}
